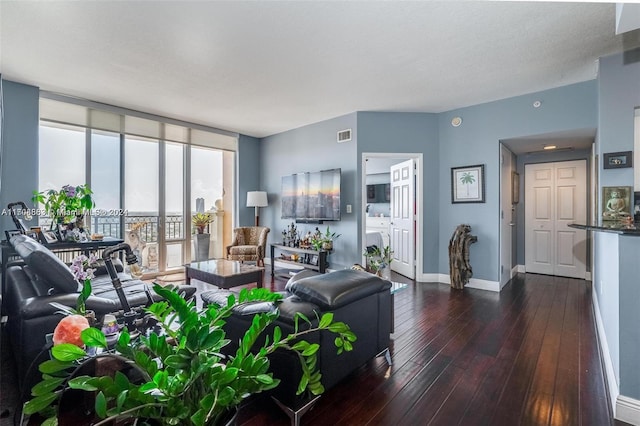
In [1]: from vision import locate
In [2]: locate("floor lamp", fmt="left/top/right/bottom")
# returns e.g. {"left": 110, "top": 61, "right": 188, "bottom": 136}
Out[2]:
{"left": 247, "top": 191, "right": 268, "bottom": 226}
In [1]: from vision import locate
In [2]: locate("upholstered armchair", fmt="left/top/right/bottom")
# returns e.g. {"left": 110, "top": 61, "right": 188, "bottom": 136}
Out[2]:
{"left": 226, "top": 226, "right": 270, "bottom": 266}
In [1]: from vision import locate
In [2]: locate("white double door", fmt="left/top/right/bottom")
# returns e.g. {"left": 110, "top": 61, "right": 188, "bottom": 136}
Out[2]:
{"left": 524, "top": 160, "right": 587, "bottom": 279}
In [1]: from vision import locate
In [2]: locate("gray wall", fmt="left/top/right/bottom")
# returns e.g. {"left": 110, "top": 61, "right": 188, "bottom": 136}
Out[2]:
{"left": 357, "top": 112, "right": 440, "bottom": 273}
{"left": 515, "top": 148, "right": 592, "bottom": 266}
{"left": 596, "top": 50, "right": 640, "bottom": 400}
{"left": 437, "top": 81, "right": 598, "bottom": 281}
{"left": 0, "top": 80, "right": 39, "bottom": 236}
{"left": 260, "top": 113, "right": 358, "bottom": 267}
{"left": 237, "top": 134, "right": 262, "bottom": 227}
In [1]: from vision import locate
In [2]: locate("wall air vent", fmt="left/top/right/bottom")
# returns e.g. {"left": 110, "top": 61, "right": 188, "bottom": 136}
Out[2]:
{"left": 337, "top": 129, "right": 352, "bottom": 143}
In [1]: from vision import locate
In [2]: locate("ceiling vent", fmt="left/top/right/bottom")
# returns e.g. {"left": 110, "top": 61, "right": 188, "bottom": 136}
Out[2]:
{"left": 337, "top": 129, "right": 352, "bottom": 143}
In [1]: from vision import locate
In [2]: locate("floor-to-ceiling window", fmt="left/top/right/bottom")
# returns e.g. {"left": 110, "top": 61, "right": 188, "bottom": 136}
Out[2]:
{"left": 37, "top": 95, "right": 237, "bottom": 277}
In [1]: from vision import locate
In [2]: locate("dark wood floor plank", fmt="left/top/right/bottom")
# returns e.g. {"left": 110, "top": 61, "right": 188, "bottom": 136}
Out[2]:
{"left": 459, "top": 275, "right": 549, "bottom": 425}
{"left": 521, "top": 276, "right": 570, "bottom": 425}
{"left": 489, "top": 274, "right": 559, "bottom": 425}
{"left": 365, "top": 354, "right": 454, "bottom": 426}
{"left": 426, "top": 353, "right": 495, "bottom": 425}
{"left": 550, "top": 278, "right": 581, "bottom": 426}
{"left": 236, "top": 271, "right": 614, "bottom": 426}
{"left": 578, "top": 281, "right": 614, "bottom": 426}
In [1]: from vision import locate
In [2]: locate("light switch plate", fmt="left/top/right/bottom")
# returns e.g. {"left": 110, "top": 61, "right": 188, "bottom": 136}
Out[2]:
{"left": 346, "top": 204, "right": 352, "bottom": 213}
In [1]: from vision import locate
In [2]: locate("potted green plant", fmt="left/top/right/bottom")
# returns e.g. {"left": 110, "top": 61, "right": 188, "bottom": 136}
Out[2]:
{"left": 24, "top": 285, "right": 356, "bottom": 426}
{"left": 321, "top": 226, "right": 341, "bottom": 251}
{"left": 192, "top": 213, "right": 214, "bottom": 261}
{"left": 363, "top": 244, "right": 393, "bottom": 279}
{"left": 32, "top": 184, "right": 94, "bottom": 230}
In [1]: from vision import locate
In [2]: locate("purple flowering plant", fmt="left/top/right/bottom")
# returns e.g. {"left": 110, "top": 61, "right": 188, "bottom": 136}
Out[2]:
{"left": 32, "top": 184, "right": 94, "bottom": 229}
{"left": 70, "top": 254, "right": 98, "bottom": 316}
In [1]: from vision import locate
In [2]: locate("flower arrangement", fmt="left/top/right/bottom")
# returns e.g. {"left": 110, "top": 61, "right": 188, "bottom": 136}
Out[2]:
{"left": 69, "top": 254, "right": 97, "bottom": 315}
{"left": 32, "top": 184, "right": 94, "bottom": 228}
{"left": 24, "top": 285, "right": 356, "bottom": 426}
{"left": 192, "top": 212, "right": 214, "bottom": 234}
{"left": 50, "top": 254, "right": 98, "bottom": 318}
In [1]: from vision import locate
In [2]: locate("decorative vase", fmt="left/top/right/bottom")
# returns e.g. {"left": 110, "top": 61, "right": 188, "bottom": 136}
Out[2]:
{"left": 380, "top": 266, "right": 391, "bottom": 281}
{"left": 194, "top": 233, "right": 210, "bottom": 262}
{"left": 322, "top": 241, "right": 333, "bottom": 251}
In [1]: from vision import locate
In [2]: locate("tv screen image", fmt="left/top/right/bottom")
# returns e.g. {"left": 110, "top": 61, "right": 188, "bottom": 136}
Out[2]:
{"left": 281, "top": 168, "right": 341, "bottom": 221}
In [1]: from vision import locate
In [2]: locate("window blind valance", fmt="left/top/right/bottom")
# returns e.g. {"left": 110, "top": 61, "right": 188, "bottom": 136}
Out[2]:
{"left": 39, "top": 92, "right": 238, "bottom": 150}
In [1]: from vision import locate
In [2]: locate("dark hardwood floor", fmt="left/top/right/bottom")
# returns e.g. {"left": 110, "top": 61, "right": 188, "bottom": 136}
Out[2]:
{"left": 0, "top": 271, "right": 623, "bottom": 426}
{"left": 238, "top": 271, "right": 618, "bottom": 426}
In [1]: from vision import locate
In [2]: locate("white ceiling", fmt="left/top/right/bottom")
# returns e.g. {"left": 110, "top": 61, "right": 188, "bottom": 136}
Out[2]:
{"left": 0, "top": 1, "right": 635, "bottom": 138}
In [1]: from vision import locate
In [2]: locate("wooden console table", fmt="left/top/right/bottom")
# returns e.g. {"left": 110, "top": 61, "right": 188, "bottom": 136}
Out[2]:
{"left": 270, "top": 244, "right": 329, "bottom": 275}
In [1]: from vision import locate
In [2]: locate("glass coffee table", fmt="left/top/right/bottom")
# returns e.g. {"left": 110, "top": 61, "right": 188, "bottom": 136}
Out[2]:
{"left": 184, "top": 259, "right": 264, "bottom": 289}
{"left": 389, "top": 281, "right": 408, "bottom": 333}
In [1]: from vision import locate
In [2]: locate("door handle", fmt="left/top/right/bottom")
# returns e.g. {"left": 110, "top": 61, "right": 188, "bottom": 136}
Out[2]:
{"left": 509, "top": 223, "right": 516, "bottom": 226}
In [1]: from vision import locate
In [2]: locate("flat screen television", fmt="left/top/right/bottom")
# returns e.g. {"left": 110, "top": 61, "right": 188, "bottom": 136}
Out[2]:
{"left": 366, "top": 183, "right": 390, "bottom": 203}
{"left": 281, "top": 168, "right": 341, "bottom": 222}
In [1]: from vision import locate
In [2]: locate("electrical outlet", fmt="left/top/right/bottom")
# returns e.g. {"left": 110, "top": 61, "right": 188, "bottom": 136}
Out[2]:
{"left": 346, "top": 204, "right": 352, "bottom": 213}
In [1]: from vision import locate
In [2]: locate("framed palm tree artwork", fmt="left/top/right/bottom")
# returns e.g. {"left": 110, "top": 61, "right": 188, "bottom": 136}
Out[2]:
{"left": 451, "top": 164, "right": 485, "bottom": 203}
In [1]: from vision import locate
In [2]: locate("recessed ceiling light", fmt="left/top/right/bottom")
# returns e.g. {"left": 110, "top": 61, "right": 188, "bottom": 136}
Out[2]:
{"left": 451, "top": 117, "right": 462, "bottom": 127}
{"left": 543, "top": 145, "right": 557, "bottom": 150}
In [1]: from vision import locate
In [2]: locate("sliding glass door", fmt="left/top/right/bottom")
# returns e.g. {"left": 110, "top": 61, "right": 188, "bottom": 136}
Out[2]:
{"left": 39, "top": 115, "right": 236, "bottom": 277}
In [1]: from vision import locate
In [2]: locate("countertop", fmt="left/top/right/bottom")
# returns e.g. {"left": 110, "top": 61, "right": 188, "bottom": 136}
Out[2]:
{"left": 568, "top": 223, "right": 640, "bottom": 236}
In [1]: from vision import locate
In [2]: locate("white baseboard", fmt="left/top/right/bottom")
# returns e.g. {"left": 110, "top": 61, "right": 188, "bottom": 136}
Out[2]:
{"left": 592, "top": 291, "right": 619, "bottom": 418}
{"left": 419, "top": 273, "right": 501, "bottom": 292}
{"left": 517, "top": 264, "right": 526, "bottom": 273}
{"left": 465, "top": 278, "right": 501, "bottom": 292}
{"left": 617, "top": 396, "right": 640, "bottom": 425}
{"left": 511, "top": 265, "right": 519, "bottom": 278}
{"left": 585, "top": 271, "right": 592, "bottom": 281}
{"left": 417, "top": 273, "right": 445, "bottom": 283}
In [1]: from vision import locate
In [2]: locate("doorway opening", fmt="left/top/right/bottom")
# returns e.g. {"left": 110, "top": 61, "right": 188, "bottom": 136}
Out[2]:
{"left": 362, "top": 153, "right": 423, "bottom": 280}
{"left": 500, "top": 129, "right": 595, "bottom": 282}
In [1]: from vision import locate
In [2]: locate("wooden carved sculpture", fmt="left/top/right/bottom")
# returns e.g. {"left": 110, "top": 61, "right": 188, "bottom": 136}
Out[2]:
{"left": 448, "top": 224, "right": 478, "bottom": 289}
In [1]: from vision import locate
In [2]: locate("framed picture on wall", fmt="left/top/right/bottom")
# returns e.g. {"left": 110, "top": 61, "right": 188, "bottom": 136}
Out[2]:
{"left": 603, "top": 151, "right": 632, "bottom": 169}
{"left": 602, "top": 186, "right": 632, "bottom": 221}
{"left": 451, "top": 164, "right": 485, "bottom": 203}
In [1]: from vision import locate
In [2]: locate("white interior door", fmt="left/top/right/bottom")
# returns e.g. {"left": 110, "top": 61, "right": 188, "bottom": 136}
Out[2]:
{"left": 390, "top": 159, "right": 415, "bottom": 279}
{"left": 500, "top": 145, "right": 514, "bottom": 287}
{"left": 525, "top": 160, "right": 587, "bottom": 279}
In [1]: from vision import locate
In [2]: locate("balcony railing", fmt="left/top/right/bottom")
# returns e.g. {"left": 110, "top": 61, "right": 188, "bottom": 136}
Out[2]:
{"left": 90, "top": 213, "right": 185, "bottom": 242}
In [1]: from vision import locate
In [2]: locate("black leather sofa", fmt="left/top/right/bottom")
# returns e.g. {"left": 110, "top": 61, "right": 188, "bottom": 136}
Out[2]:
{"left": 4, "top": 234, "right": 196, "bottom": 395}
{"left": 201, "top": 268, "right": 392, "bottom": 421}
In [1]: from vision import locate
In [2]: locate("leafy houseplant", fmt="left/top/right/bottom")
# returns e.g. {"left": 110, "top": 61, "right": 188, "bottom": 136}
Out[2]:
{"left": 192, "top": 213, "right": 214, "bottom": 261}
{"left": 321, "top": 226, "right": 341, "bottom": 250}
{"left": 32, "top": 184, "right": 95, "bottom": 229}
{"left": 363, "top": 244, "right": 394, "bottom": 277}
{"left": 192, "top": 213, "right": 214, "bottom": 234}
{"left": 24, "top": 285, "right": 356, "bottom": 426}
{"left": 309, "top": 226, "right": 341, "bottom": 251}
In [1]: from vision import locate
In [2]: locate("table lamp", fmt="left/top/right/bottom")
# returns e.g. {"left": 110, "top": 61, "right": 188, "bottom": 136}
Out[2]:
{"left": 247, "top": 191, "right": 268, "bottom": 226}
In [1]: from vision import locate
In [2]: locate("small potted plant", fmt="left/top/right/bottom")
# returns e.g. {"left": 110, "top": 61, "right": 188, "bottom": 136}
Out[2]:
{"left": 321, "top": 226, "right": 341, "bottom": 251}
{"left": 24, "top": 285, "right": 356, "bottom": 426}
{"left": 363, "top": 244, "right": 394, "bottom": 279}
{"left": 192, "top": 212, "right": 214, "bottom": 234}
{"left": 32, "top": 184, "right": 94, "bottom": 230}
{"left": 192, "top": 213, "right": 214, "bottom": 261}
